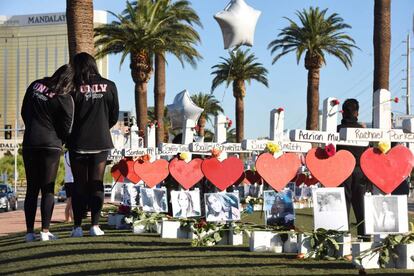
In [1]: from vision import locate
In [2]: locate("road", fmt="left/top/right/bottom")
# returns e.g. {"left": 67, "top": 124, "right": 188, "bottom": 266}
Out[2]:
{"left": 0, "top": 199, "right": 67, "bottom": 237}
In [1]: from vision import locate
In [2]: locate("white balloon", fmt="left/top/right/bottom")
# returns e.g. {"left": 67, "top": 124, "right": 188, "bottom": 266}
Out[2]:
{"left": 214, "top": 0, "right": 261, "bottom": 50}
{"left": 167, "top": 90, "right": 204, "bottom": 130}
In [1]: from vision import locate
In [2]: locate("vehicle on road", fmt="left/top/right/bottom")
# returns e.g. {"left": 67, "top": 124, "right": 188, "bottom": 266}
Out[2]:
{"left": 104, "top": 184, "right": 113, "bottom": 197}
{"left": 0, "top": 184, "right": 18, "bottom": 212}
{"left": 57, "top": 186, "right": 67, "bottom": 202}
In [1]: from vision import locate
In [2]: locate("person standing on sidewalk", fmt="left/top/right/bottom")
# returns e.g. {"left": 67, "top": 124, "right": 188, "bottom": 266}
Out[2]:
{"left": 64, "top": 151, "right": 74, "bottom": 222}
{"left": 21, "top": 64, "right": 75, "bottom": 242}
{"left": 67, "top": 52, "right": 119, "bottom": 237}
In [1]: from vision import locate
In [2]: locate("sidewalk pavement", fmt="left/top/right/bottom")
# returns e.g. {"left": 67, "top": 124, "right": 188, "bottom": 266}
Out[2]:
{"left": 0, "top": 203, "right": 67, "bottom": 237}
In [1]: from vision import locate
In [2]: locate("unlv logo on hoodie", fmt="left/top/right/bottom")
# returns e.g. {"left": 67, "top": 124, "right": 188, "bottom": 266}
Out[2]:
{"left": 32, "top": 82, "right": 56, "bottom": 101}
{"left": 80, "top": 84, "right": 108, "bottom": 101}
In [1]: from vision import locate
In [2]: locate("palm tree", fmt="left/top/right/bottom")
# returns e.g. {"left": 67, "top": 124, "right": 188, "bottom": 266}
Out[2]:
{"left": 147, "top": 106, "right": 173, "bottom": 142}
{"left": 66, "top": 0, "right": 95, "bottom": 59}
{"left": 226, "top": 128, "right": 237, "bottom": 143}
{"left": 268, "top": 7, "right": 357, "bottom": 130}
{"left": 373, "top": 0, "right": 390, "bottom": 91}
{"left": 211, "top": 49, "right": 268, "bottom": 143}
{"left": 190, "top": 92, "right": 223, "bottom": 138}
{"left": 95, "top": 0, "right": 195, "bottom": 134}
{"left": 149, "top": 0, "right": 202, "bottom": 146}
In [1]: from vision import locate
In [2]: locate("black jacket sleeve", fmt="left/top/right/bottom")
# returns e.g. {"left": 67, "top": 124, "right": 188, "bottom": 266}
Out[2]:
{"left": 21, "top": 85, "right": 33, "bottom": 125}
{"left": 109, "top": 83, "right": 119, "bottom": 128}
{"left": 56, "top": 94, "right": 75, "bottom": 139}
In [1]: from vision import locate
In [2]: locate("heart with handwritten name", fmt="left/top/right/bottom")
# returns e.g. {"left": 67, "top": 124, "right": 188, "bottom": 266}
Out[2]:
{"left": 169, "top": 158, "right": 204, "bottom": 190}
{"left": 360, "top": 145, "right": 414, "bottom": 194}
{"left": 118, "top": 159, "right": 141, "bottom": 183}
{"left": 201, "top": 157, "right": 244, "bottom": 191}
{"left": 306, "top": 148, "right": 355, "bottom": 187}
{"left": 133, "top": 159, "right": 169, "bottom": 188}
{"left": 255, "top": 152, "right": 301, "bottom": 191}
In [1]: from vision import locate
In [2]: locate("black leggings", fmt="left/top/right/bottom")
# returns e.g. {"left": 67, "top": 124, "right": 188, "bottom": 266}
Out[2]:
{"left": 69, "top": 151, "right": 108, "bottom": 226}
{"left": 23, "top": 148, "right": 61, "bottom": 232}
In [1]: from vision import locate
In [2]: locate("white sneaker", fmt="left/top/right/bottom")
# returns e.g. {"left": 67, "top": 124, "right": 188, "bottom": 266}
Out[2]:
{"left": 71, "top": 227, "right": 83, "bottom": 237}
{"left": 25, "top": 233, "right": 37, "bottom": 242}
{"left": 40, "top": 231, "right": 58, "bottom": 241}
{"left": 89, "top": 225, "right": 105, "bottom": 236}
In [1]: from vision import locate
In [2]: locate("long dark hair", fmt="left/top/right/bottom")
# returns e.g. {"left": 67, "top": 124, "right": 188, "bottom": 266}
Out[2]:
{"left": 43, "top": 64, "right": 74, "bottom": 95}
{"left": 72, "top": 52, "right": 100, "bottom": 88}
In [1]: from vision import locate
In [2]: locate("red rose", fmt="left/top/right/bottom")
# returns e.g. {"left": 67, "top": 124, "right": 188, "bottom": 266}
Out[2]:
{"left": 331, "top": 99, "right": 340, "bottom": 106}
{"left": 118, "top": 204, "right": 131, "bottom": 215}
{"left": 394, "top": 97, "right": 399, "bottom": 103}
{"left": 196, "top": 219, "right": 207, "bottom": 229}
{"left": 324, "top": 144, "right": 336, "bottom": 157}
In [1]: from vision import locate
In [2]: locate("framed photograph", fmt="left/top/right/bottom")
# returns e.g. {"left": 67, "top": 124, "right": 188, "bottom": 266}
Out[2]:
{"left": 364, "top": 195, "right": 408, "bottom": 234}
{"left": 312, "top": 187, "right": 348, "bottom": 231}
{"left": 171, "top": 190, "right": 201, "bottom": 218}
{"left": 121, "top": 183, "right": 141, "bottom": 207}
{"left": 139, "top": 187, "right": 168, "bottom": 213}
{"left": 263, "top": 190, "right": 295, "bottom": 227}
{"left": 204, "top": 192, "right": 240, "bottom": 222}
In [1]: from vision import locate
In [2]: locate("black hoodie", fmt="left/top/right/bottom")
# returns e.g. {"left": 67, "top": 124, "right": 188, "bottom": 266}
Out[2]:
{"left": 336, "top": 117, "right": 367, "bottom": 166}
{"left": 67, "top": 74, "right": 119, "bottom": 152}
{"left": 21, "top": 80, "right": 74, "bottom": 150}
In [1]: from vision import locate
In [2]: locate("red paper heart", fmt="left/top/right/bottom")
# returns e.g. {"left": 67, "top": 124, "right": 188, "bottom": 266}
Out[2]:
{"left": 119, "top": 159, "right": 141, "bottom": 184}
{"left": 133, "top": 159, "right": 169, "bottom": 188}
{"left": 255, "top": 152, "right": 301, "bottom": 191}
{"left": 360, "top": 145, "right": 414, "bottom": 194}
{"left": 111, "top": 164, "right": 124, "bottom": 183}
{"left": 306, "top": 148, "right": 355, "bottom": 187}
{"left": 243, "top": 170, "right": 262, "bottom": 185}
{"left": 169, "top": 158, "right": 204, "bottom": 189}
{"left": 201, "top": 157, "right": 244, "bottom": 191}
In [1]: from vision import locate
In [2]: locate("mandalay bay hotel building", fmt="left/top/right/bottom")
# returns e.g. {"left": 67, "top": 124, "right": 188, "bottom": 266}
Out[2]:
{"left": 0, "top": 11, "right": 108, "bottom": 140}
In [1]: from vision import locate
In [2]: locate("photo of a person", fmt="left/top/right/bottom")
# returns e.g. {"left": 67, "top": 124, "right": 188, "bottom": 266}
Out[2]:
{"left": 373, "top": 197, "right": 398, "bottom": 233}
{"left": 140, "top": 188, "right": 168, "bottom": 213}
{"left": 205, "top": 193, "right": 240, "bottom": 222}
{"left": 264, "top": 190, "right": 295, "bottom": 227}
{"left": 171, "top": 190, "right": 201, "bottom": 218}
{"left": 317, "top": 192, "right": 342, "bottom": 212}
{"left": 312, "top": 188, "right": 348, "bottom": 231}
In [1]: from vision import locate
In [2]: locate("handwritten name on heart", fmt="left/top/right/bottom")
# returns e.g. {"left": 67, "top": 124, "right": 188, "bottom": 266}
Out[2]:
{"left": 201, "top": 157, "right": 244, "bottom": 191}
{"left": 133, "top": 159, "right": 169, "bottom": 188}
{"left": 255, "top": 152, "right": 301, "bottom": 191}
{"left": 169, "top": 158, "right": 204, "bottom": 190}
{"left": 118, "top": 159, "right": 141, "bottom": 183}
{"left": 360, "top": 145, "right": 414, "bottom": 194}
{"left": 306, "top": 148, "right": 355, "bottom": 187}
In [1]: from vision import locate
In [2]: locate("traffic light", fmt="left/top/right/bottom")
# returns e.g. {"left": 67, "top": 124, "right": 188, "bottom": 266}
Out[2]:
{"left": 4, "top": 124, "right": 12, "bottom": 140}
{"left": 123, "top": 112, "right": 129, "bottom": 127}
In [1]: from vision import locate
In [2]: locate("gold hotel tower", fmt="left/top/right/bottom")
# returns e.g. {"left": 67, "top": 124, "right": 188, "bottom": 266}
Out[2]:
{"left": 0, "top": 11, "right": 108, "bottom": 140}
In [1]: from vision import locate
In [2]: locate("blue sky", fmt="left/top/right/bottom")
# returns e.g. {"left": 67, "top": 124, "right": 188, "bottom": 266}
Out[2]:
{"left": 1, "top": 0, "right": 413, "bottom": 138}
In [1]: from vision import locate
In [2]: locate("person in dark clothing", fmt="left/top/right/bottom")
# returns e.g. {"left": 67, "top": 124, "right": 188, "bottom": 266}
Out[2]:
{"left": 67, "top": 52, "right": 119, "bottom": 237}
{"left": 21, "top": 64, "right": 75, "bottom": 242}
{"left": 337, "top": 99, "right": 368, "bottom": 238}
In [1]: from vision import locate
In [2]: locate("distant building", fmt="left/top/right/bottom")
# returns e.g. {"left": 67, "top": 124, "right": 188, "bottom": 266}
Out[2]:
{"left": 0, "top": 11, "right": 108, "bottom": 140}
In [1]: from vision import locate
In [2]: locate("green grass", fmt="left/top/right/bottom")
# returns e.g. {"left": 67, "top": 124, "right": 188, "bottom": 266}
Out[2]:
{"left": 0, "top": 209, "right": 413, "bottom": 275}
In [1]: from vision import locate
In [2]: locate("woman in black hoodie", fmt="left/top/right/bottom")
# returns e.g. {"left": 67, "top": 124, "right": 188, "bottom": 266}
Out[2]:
{"left": 68, "top": 52, "right": 119, "bottom": 237}
{"left": 21, "top": 64, "right": 75, "bottom": 242}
